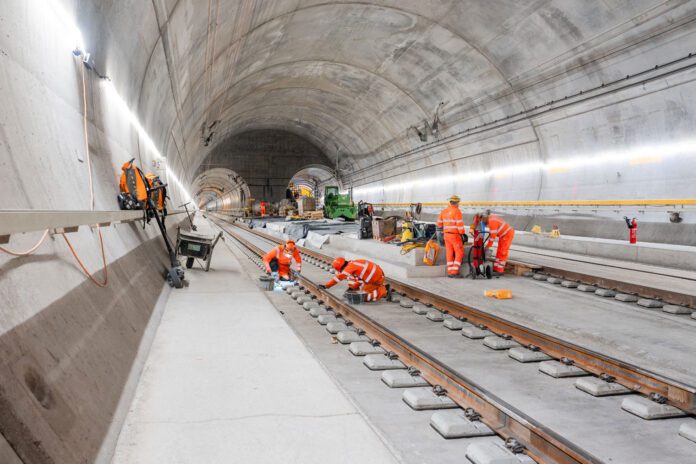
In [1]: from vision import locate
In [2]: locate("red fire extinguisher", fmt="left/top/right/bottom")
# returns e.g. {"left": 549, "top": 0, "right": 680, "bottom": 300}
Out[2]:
{"left": 624, "top": 216, "right": 637, "bottom": 244}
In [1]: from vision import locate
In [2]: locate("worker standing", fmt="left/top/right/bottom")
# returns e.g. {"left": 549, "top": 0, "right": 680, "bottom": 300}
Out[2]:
{"left": 260, "top": 202, "right": 267, "bottom": 217}
{"left": 262, "top": 240, "right": 302, "bottom": 281}
{"left": 480, "top": 210, "right": 515, "bottom": 275}
{"left": 437, "top": 195, "right": 467, "bottom": 278}
{"left": 320, "top": 257, "right": 390, "bottom": 302}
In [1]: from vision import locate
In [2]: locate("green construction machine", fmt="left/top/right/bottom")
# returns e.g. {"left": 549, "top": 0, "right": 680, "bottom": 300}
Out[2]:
{"left": 323, "top": 186, "right": 357, "bottom": 220}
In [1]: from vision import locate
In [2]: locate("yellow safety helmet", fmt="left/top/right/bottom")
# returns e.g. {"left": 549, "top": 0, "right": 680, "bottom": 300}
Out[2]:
{"left": 448, "top": 195, "right": 461, "bottom": 203}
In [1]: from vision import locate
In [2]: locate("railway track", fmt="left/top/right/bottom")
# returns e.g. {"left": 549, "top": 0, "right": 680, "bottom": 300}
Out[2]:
{"left": 210, "top": 215, "right": 696, "bottom": 416}
{"left": 213, "top": 218, "right": 600, "bottom": 464}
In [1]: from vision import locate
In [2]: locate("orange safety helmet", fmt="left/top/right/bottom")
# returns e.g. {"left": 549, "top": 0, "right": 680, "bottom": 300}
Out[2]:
{"left": 332, "top": 257, "right": 347, "bottom": 272}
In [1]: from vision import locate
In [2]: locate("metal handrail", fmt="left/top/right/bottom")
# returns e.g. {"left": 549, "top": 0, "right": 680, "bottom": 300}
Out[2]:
{"left": 0, "top": 209, "right": 185, "bottom": 239}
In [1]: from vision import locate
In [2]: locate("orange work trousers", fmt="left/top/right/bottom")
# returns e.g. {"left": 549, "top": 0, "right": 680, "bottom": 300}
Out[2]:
{"left": 348, "top": 278, "right": 387, "bottom": 302}
{"left": 493, "top": 230, "right": 515, "bottom": 272}
{"left": 444, "top": 233, "right": 464, "bottom": 276}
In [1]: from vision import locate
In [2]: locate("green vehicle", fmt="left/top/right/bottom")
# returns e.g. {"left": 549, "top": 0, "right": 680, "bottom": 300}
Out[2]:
{"left": 323, "top": 186, "right": 357, "bottom": 220}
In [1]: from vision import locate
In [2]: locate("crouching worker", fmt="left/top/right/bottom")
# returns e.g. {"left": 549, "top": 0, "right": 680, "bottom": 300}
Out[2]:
{"left": 320, "top": 257, "right": 390, "bottom": 302}
{"left": 480, "top": 211, "right": 515, "bottom": 275}
{"left": 263, "top": 240, "right": 302, "bottom": 281}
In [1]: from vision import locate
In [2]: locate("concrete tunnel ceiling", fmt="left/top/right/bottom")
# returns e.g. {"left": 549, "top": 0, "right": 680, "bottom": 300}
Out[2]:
{"left": 87, "top": 0, "right": 696, "bottom": 208}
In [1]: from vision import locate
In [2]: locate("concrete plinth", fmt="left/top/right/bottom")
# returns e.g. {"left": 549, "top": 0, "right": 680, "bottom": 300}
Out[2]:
{"left": 575, "top": 377, "right": 631, "bottom": 396}
{"left": 621, "top": 396, "right": 686, "bottom": 419}
{"left": 692, "top": 312, "right": 696, "bottom": 319}
{"left": 363, "top": 354, "right": 406, "bottom": 370}
{"left": 296, "top": 296, "right": 313, "bottom": 304}
{"left": 546, "top": 277, "right": 562, "bottom": 284}
{"left": 326, "top": 322, "right": 355, "bottom": 334}
{"left": 317, "top": 315, "right": 338, "bottom": 325}
{"left": 349, "top": 342, "right": 385, "bottom": 356}
{"left": 412, "top": 304, "right": 429, "bottom": 315}
{"left": 444, "top": 319, "right": 469, "bottom": 330}
{"left": 595, "top": 288, "right": 616, "bottom": 298}
{"left": 637, "top": 298, "right": 663, "bottom": 309}
{"left": 508, "top": 347, "right": 551, "bottom": 363}
{"left": 577, "top": 284, "right": 598, "bottom": 292}
{"left": 462, "top": 326, "right": 493, "bottom": 339}
{"left": 402, "top": 388, "right": 457, "bottom": 410}
{"left": 303, "top": 301, "right": 319, "bottom": 310}
{"left": 561, "top": 280, "right": 579, "bottom": 288}
{"left": 532, "top": 274, "right": 548, "bottom": 281}
{"left": 679, "top": 422, "right": 696, "bottom": 443}
{"left": 614, "top": 293, "right": 639, "bottom": 302}
{"left": 483, "top": 336, "right": 520, "bottom": 350}
{"left": 400, "top": 299, "right": 414, "bottom": 308}
{"left": 466, "top": 441, "right": 536, "bottom": 464}
{"left": 309, "top": 307, "right": 331, "bottom": 317}
{"left": 426, "top": 310, "right": 445, "bottom": 322}
{"left": 381, "top": 370, "right": 429, "bottom": 388}
{"left": 430, "top": 410, "right": 494, "bottom": 438}
{"left": 662, "top": 305, "right": 691, "bottom": 314}
{"left": 336, "top": 331, "right": 368, "bottom": 344}
{"left": 539, "top": 360, "right": 589, "bottom": 378}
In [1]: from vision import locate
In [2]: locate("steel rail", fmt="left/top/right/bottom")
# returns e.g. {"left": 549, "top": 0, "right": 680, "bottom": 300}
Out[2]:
{"left": 220, "top": 217, "right": 696, "bottom": 414}
{"left": 218, "top": 220, "right": 601, "bottom": 464}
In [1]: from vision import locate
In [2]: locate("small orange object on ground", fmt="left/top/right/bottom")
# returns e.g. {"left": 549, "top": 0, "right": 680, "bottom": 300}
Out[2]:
{"left": 484, "top": 289, "right": 513, "bottom": 299}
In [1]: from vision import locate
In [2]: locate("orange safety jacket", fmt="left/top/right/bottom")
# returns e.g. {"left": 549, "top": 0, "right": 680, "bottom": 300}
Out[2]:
{"left": 263, "top": 245, "right": 302, "bottom": 272}
{"left": 326, "top": 259, "right": 384, "bottom": 289}
{"left": 486, "top": 215, "right": 513, "bottom": 247}
{"left": 437, "top": 205, "right": 466, "bottom": 234}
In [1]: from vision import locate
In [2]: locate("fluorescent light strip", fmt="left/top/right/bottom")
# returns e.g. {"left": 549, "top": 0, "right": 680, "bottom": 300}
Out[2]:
{"left": 354, "top": 140, "right": 696, "bottom": 195}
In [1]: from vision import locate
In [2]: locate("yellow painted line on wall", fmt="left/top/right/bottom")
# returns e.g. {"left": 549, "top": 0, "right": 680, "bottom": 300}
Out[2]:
{"left": 369, "top": 199, "right": 696, "bottom": 207}
{"left": 629, "top": 156, "right": 663, "bottom": 165}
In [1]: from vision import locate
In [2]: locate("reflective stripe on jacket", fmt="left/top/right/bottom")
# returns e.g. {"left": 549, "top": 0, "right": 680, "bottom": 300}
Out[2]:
{"left": 437, "top": 205, "right": 466, "bottom": 234}
{"left": 486, "top": 215, "right": 513, "bottom": 244}
{"left": 325, "top": 259, "right": 384, "bottom": 288}
{"left": 262, "top": 245, "right": 302, "bottom": 272}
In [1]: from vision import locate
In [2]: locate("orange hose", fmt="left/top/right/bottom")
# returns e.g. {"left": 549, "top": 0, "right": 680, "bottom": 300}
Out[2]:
{"left": 61, "top": 226, "right": 108, "bottom": 287}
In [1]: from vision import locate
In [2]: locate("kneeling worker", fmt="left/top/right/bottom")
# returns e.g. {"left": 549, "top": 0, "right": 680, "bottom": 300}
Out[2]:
{"left": 480, "top": 210, "right": 515, "bottom": 275}
{"left": 320, "top": 257, "right": 390, "bottom": 302}
{"left": 437, "top": 195, "right": 468, "bottom": 278}
{"left": 263, "top": 240, "right": 302, "bottom": 280}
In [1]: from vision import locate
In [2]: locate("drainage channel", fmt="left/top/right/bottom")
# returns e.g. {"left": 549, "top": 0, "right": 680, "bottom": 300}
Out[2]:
{"left": 216, "top": 217, "right": 696, "bottom": 416}
{"left": 213, "top": 218, "right": 601, "bottom": 464}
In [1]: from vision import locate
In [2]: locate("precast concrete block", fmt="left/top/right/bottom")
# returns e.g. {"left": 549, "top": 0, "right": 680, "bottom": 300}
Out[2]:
{"left": 336, "top": 331, "right": 368, "bottom": 344}
{"left": 637, "top": 298, "right": 663, "bottom": 309}
{"left": 412, "top": 304, "right": 429, "bottom": 315}
{"left": 595, "top": 288, "right": 616, "bottom": 297}
{"left": 349, "top": 342, "right": 385, "bottom": 356}
{"left": 317, "top": 315, "right": 338, "bottom": 325}
{"left": 522, "top": 271, "right": 534, "bottom": 277}
{"left": 444, "top": 319, "right": 470, "bottom": 330}
{"left": 285, "top": 286, "right": 297, "bottom": 294}
{"left": 662, "top": 304, "right": 691, "bottom": 314}
{"left": 466, "top": 441, "right": 536, "bottom": 464}
{"left": 400, "top": 299, "right": 415, "bottom": 308}
{"left": 539, "top": 360, "right": 589, "bottom": 378}
{"left": 326, "top": 322, "right": 355, "bottom": 334}
{"left": 508, "top": 347, "right": 551, "bottom": 363}
{"left": 363, "top": 354, "right": 406, "bottom": 370}
{"left": 577, "top": 284, "right": 598, "bottom": 292}
{"left": 309, "top": 306, "right": 331, "bottom": 317}
{"left": 614, "top": 293, "right": 638, "bottom": 302}
{"left": 679, "top": 421, "right": 696, "bottom": 443}
{"left": 303, "top": 301, "right": 319, "bottom": 310}
{"left": 296, "top": 296, "right": 313, "bottom": 304}
{"left": 575, "top": 377, "right": 630, "bottom": 396}
{"left": 402, "top": 387, "right": 457, "bottom": 410}
{"left": 462, "top": 326, "right": 493, "bottom": 339}
{"left": 290, "top": 291, "right": 305, "bottom": 298}
{"left": 389, "top": 294, "right": 401, "bottom": 304}
{"left": 546, "top": 277, "right": 562, "bottom": 284}
{"left": 381, "top": 370, "right": 429, "bottom": 388}
{"left": 426, "top": 310, "right": 445, "bottom": 322}
{"left": 430, "top": 410, "right": 495, "bottom": 438}
{"left": 692, "top": 311, "right": 696, "bottom": 319}
{"left": 621, "top": 396, "right": 686, "bottom": 419}
{"left": 532, "top": 273, "right": 548, "bottom": 281}
{"left": 483, "top": 336, "right": 520, "bottom": 350}
{"left": 561, "top": 281, "right": 579, "bottom": 288}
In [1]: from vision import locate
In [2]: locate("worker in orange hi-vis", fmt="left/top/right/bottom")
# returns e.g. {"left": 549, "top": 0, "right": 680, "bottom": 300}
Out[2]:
{"left": 480, "top": 210, "right": 515, "bottom": 275}
{"left": 436, "top": 195, "right": 468, "bottom": 278}
{"left": 260, "top": 202, "right": 267, "bottom": 217}
{"left": 320, "top": 257, "right": 391, "bottom": 302}
{"left": 262, "top": 240, "right": 302, "bottom": 281}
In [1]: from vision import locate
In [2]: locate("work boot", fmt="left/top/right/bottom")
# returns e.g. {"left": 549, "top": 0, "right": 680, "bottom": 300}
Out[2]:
{"left": 447, "top": 274, "right": 464, "bottom": 279}
{"left": 492, "top": 271, "right": 504, "bottom": 278}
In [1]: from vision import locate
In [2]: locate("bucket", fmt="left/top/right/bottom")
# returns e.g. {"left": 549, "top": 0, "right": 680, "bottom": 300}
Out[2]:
{"left": 258, "top": 275, "right": 275, "bottom": 291}
{"left": 344, "top": 290, "right": 365, "bottom": 304}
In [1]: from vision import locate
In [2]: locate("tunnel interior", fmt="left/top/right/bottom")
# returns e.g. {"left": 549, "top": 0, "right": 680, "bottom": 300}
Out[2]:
{"left": 1, "top": 1, "right": 696, "bottom": 463}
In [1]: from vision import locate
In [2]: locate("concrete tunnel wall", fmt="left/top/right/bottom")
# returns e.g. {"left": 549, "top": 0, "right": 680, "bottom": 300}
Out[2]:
{"left": 1, "top": 1, "right": 696, "bottom": 463}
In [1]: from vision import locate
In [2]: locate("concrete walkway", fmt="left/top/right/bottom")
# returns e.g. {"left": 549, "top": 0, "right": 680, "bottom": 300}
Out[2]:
{"left": 111, "top": 219, "right": 398, "bottom": 464}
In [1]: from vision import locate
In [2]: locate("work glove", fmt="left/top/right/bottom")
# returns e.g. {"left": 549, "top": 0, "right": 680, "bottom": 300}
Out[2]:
{"left": 319, "top": 284, "right": 327, "bottom": 290}
{"left": 461, "top": 233, "right": 469, "bottom": 244}
{"left": 265, "top": 270, "right": 271, "bottom": 276}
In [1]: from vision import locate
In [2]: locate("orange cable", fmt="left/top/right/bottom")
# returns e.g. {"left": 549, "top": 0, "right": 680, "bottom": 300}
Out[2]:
{"left": 61, "top": 226, "right": 108, "bottom": 287}
{"left": 0, "top": 230, "right": 50, "bottom": 256}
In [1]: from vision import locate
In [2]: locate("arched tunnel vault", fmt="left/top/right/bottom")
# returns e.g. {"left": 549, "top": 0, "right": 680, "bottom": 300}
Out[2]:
{"left": 195, "top": 129, "right": 334, "bottom": 207}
